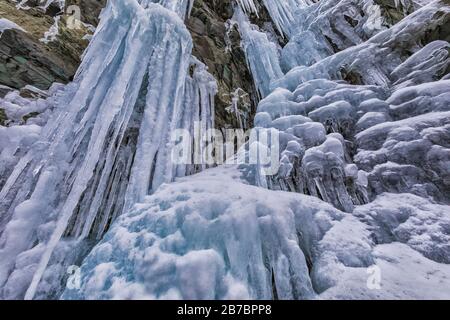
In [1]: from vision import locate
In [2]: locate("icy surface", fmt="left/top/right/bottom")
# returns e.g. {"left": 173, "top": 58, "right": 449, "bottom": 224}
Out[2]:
{"left": 62, "top": 167, "right": 450, "bottom": 300}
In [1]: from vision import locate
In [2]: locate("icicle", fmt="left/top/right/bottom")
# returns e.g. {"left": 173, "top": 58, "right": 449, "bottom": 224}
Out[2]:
{"left": 236, "top": 0, "right": 258, "bottom": 16}
{"left": 234, "top": 8, "right": 283, "bottom": 99}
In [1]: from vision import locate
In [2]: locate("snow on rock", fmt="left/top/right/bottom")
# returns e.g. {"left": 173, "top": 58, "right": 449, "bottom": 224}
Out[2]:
{"left": 0, "top": 18, "right": 25, "bottom": 34}
{"left": 0, "top": 83, "right": 66, "bottom": 193}
{"left": 40, "top": 16, "right": 60, "bottom": 44}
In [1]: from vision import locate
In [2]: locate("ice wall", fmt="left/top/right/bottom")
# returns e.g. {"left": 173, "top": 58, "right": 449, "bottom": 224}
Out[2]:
{"left": 1, "top": 0, "right": 449, "bottom": 300}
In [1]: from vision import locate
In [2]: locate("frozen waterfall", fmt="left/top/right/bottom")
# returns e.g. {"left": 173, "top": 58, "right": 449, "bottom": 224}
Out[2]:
{"left": 0, "top": 0, "right": 449, "bottom": 300}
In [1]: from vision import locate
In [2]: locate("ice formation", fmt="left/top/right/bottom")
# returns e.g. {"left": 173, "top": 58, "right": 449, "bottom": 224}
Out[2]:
{"left": 251, "top": 0, "right": 450, "bottom": 212}
{"left": 1, "top": 0, "right": 450, "bottom": 300}
{"left": 234, "top": 8, "right": 283, "bottom": 98}
{"left": 61, "top": 167, "right": 450, "bottom": 300}
{"left": 40, "top": 16, "right": 60, "bottom": 44}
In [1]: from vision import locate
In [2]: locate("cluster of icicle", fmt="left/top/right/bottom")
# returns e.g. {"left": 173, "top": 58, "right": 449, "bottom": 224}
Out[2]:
{"left": 0, "top": 0, "right": 216, "bottom": 300}
{"left": 233, "top": 0, "right": 450, "bottom": 212}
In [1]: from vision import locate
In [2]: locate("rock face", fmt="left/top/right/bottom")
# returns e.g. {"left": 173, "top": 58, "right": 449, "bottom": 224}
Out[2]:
{"left": 0, "top": 1, "right": 91, "bottom": 90}
{"left": 65, "top": 0, "right": 106, "bottom": 26}
{"left": 187, "top": 0, "right": 257, "bottom": 129}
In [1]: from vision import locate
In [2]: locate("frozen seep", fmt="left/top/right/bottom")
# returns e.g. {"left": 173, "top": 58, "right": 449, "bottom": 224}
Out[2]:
{"left": 234, "top": 8, "right": 283, "bottom": 98}
{"left": 0, "top": 18, "right": 26, "bottom": 34}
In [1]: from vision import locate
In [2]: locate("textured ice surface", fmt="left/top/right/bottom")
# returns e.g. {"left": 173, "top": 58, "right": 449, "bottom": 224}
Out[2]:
{"left": 62, "top": 167, "right": 450, "bottom": 299}
{"left": 251, "top": 1, "right": 450, "bottom": 210}
{"left": 0, "top": 18, "right": 25, "bottom": 33}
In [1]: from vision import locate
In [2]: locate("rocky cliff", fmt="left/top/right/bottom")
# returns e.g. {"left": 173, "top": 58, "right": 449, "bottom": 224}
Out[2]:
{"left": 0, "top": 0, "right": 263, "bottom": 129}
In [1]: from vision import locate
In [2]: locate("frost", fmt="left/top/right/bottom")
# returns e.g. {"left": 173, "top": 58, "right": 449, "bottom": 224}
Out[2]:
{"left": 234, "top": 8, "right": 283, "bottom": 98}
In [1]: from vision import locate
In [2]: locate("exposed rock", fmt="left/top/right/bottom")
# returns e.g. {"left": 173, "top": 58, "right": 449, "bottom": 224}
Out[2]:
{"left": 0, "top": 1, "right": 92, "bottom": 90}
{"left": 0, "top": 107, "right": 6, "bottom": 126}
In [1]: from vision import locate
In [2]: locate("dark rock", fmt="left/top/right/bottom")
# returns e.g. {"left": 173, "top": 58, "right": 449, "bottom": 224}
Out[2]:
{"left": 0, "top": 108, "right": 7, "bottom": 126}
{"left": 0, "top": 28, "right": 77, "bottom": 89}
{"left": 66, "top": 0, "right": 107, "bottom": 26}
{"left": 0, "top": 0, "right": 91, "bottom": 90}
{"left": 0, "top": 85, "right": 13, "bottom": 98}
